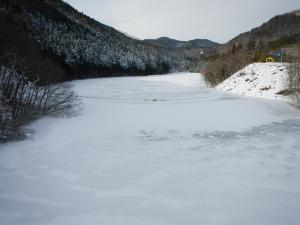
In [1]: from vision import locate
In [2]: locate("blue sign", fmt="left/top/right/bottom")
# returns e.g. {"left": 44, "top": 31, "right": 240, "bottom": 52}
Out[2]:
{"left": 272, "top": 51, "right": 282, "bottom": 61}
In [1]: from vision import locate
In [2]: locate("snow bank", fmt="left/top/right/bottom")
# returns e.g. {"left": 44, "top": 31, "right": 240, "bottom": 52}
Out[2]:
{"left": 216, "top": 63, "right": 290, "bottom": 102}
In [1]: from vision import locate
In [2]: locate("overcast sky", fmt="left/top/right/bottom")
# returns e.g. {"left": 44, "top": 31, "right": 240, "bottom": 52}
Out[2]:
{"left": 64, "top": 0, "right": 300, "bottom": 43}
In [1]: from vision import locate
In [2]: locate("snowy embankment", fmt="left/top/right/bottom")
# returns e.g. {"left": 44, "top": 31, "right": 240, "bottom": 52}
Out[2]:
{"left": 216, "top": 63, "right": 290, "bottom": 102}
{"left": 0, "top": 73, "right": 300, "bottom": 225}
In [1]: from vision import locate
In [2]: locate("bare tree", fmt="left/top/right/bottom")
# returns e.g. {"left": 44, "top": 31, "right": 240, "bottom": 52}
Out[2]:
{"left": 0, "top": 53, "right": 76, "bottom": 141}
{"left": 287, "top": 45, "right": 300, "bottom": 106}
{"left": 203, "top": 47, "right": 250, "bottom": 87}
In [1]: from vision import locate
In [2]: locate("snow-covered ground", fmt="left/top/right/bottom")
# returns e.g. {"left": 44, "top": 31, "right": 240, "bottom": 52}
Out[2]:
{"left": 0, "top": 73, "right": 300, "bottom": 225}
{"left": 216, "top": 63, "right": 290, "bottom": 102}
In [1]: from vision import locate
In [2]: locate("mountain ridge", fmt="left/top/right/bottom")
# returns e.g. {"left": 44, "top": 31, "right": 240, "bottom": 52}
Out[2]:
{"left": 144, "top": 37, "right": 220, "bottom": 49}
{"left": 220, "top": 9, "right": 300, "bottom": 52}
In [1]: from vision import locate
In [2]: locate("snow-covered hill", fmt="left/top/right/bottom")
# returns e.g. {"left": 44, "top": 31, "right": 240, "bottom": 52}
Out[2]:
{"left": 216, "top": 63, "right": 290, "bottom": 102}
{"left": 1, "top": 0, "right": 187, "bottom": 81}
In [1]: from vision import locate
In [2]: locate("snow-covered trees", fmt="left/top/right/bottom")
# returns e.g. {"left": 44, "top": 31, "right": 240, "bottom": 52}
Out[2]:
{"left": 1, "top": 0, "right": 187, "bottom": 81}
{"left": 27, "top": 6, "right": 183, "bottom": 76}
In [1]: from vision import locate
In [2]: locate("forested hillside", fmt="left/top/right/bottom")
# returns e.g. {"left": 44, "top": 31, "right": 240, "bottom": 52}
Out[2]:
{"left": 0, "top": 0, "right": 189, "bottom": 83}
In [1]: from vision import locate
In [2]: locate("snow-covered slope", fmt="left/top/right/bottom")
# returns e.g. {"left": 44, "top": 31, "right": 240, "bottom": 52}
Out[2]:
{"left": 216, "top": 63, "right": 290, "bottom": 101}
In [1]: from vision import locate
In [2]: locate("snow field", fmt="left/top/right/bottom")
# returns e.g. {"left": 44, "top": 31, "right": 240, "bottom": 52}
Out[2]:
{"left": 0, "top": 73, "right": 300, "bottom": 225}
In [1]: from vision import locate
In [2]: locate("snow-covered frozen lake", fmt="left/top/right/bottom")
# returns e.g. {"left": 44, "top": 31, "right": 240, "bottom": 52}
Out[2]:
{"left": 1, "top": 73, "right": 300, "bottom": 225}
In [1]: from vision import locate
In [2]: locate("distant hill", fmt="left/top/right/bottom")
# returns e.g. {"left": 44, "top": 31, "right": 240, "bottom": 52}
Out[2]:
{"left": 144, "top": 37, "right": 219, "bottom": 49}
{"left": 143, "top": 37, "right": 220, "bottom": 72}
{"left": 219, "top": 10, "right": 300, "bottom": 53}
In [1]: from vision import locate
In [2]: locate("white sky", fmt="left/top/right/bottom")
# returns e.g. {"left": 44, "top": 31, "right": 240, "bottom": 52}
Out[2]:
{"left": 64, "top": 0, "right": 300, "bottom": 43}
